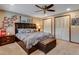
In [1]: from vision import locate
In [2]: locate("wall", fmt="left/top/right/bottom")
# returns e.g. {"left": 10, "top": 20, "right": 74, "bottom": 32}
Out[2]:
{"left": 54, "top": 10, "right": 79, "bottom": 43}
{"left": 32, "top": 17, "right": 44, "bottom": 31}
{"left": 0, "top": 10, "right": 43, "bottom": 35}
{"left": 51, "top": 17, "right": 54, "bottom": 36}
{"left": 0, "top": 10, "right": 21, "bottom": 35}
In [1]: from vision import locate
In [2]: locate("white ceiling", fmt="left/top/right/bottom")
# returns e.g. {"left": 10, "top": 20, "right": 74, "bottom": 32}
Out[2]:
{"left": 0, "top": 4, "right": 79, "bottom": 18}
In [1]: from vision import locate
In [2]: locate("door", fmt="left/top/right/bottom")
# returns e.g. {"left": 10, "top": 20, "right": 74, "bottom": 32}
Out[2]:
{"left": 44, "top": 19, "right": 51, "bottom": 33}
{"left": 55, "top": 15, "right": 70, "bottom": 41}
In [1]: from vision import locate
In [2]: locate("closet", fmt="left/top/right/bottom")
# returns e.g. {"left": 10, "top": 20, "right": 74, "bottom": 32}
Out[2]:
{"left": 55, "top": 15, "right": 70, "bottom": 41}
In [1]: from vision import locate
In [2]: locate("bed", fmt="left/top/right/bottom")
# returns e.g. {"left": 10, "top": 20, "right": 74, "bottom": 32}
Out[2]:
{"left": 15, "top": 23, "right": 55, "bottom": 54}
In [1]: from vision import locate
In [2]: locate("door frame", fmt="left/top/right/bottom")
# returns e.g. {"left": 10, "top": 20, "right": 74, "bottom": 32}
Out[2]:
{"left": 54, "top": 15, "right": 71, "bottom": 42}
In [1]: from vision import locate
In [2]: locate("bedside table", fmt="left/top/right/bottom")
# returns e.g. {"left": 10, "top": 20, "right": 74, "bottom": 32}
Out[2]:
{"left": 0, "top": 35, "right": 15, "bottom": 46}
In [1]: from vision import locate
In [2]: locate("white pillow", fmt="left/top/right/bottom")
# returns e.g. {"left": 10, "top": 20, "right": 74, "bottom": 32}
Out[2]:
{"left": 25, "top": 29, "right": 31, "bottom": 33}
{"left": 18, "top": 29, "right": 31, "bottom": 33}
{"left": 17, "top": 29, "right": 36, "bottom": 33}
{"left": 30, "top": 29, "right": 37, "bottom": 32}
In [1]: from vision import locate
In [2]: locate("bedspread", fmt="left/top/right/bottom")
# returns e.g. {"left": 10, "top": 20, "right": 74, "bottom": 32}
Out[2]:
{"left": 16, "top": 32, "right": 53, "bottom": 49}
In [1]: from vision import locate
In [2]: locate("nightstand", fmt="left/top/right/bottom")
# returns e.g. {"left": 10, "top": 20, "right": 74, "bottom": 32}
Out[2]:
{"left": 0, "top": 35, "right": 15, "bottom": 46}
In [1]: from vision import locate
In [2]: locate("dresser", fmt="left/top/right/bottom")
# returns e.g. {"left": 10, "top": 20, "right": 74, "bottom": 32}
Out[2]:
{"left": 0, "top": 35, "right": 15, "bottom": 46}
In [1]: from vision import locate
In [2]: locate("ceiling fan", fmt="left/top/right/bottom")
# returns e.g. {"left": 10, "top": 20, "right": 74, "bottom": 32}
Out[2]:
{"left": 35, "top": 4, "right": 55, "bottom": 14}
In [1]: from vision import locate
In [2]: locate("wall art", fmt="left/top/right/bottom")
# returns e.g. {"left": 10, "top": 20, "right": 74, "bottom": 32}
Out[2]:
{"left": 72, "top": 18, "right": 79, "bottom": 25}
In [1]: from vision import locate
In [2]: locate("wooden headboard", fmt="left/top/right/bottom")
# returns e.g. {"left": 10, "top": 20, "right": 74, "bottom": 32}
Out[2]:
{"left": 15, "top": 23, "right": 36, "bottom": 34}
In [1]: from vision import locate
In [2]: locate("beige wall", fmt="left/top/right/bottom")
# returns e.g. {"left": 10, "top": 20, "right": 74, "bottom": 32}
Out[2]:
{"left": 0, "top": 11, "right": 7, "bottom": 28}
{"left": 32, "top": 17, "right": 44, "bottom": 31}
{"left": 0, "top": 10, "right": 43, "bottom": 35}
{"left": 54, "top": 10, "right": 79, "bottom": 18}
{"left": 0, "top": 10, "right": 21, "bottom": 35}
{"left": 51, "top": 17, "right": 54, "bottom": 36}
{"left": 0, "top": 10, "right": 22, "bottom": 28}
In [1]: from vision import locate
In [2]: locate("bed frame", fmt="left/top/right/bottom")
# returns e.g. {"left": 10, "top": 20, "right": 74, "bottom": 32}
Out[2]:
{"left": 15, "top": 23, "right": 38, "bottom": 55}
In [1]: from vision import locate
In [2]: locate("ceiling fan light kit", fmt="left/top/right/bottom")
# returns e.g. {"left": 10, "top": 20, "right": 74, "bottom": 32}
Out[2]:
{"left": 35, "top": 4, "right": 55, "bottom": 14}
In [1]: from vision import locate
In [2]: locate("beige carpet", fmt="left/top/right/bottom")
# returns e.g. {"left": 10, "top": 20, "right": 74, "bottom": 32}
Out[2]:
{"left": 0, "top": 42, "right": 27, "bottom": 55}
{"left": 31, "top": 40, "right": 79, "bottom": 55}
{"left": 0, "top": 40, "right": 79, "bottom": 55}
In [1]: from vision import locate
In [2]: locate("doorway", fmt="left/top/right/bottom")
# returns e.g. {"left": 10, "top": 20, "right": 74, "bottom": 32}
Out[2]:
{"left": 44, "top": 18, "right": 52, "bottom": 33}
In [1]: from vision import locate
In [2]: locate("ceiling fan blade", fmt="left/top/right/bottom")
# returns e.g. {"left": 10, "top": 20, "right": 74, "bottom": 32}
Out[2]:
{"left": 47, "top": 9, "right": 55, "bottom": 12}
{"left": 35, "top": 10, "right": 42, "bottom": 12}
{"left": 46, "top": 4, "right": 54, "bottom": 9}
{"left": 35, "top": 5, "right": 43, "bottom": 9}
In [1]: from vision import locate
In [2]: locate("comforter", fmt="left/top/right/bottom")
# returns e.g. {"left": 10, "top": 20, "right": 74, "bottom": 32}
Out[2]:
{"left": 16, "top": 32, "right": 53, "bottom": 49}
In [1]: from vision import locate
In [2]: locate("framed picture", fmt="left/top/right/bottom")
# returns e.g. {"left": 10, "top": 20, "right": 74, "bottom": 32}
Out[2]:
{"left": 72, "top": 18, "right": 79, "bottom": 25}
{"left": 21, "top": 16, "right": 32, "bottom": 23}
{"left": 21, "top": 16, "right": 27, "bottom": 23}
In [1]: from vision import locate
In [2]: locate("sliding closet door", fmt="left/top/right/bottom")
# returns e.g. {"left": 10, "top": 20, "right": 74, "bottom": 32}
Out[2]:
{"left": 55, "top": 15, "right": 70, "bottom": 41}
{"left": 44, "top": 19, "right": 51, "bottom": 33}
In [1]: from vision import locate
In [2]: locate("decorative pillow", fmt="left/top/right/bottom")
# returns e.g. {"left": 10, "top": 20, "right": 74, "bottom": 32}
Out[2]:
{"left": 25, "top": 29, "right": 31, "bottom": 33}
{"left": 18, "top": 29, "right": 31, "bottom": 33}
{"left": 30, "top": 29, "right": 37, "bottom": 32}
{"left": 17, "top": 29, "right": 37, "bottom": 33}
{"left": 18, "top": 29, "right": 24, "bottom": 33}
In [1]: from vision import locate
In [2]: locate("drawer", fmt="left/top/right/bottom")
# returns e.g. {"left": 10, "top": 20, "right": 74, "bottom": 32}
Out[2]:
{"left": 0, "top": 36, "right": 15, "bottom": 46}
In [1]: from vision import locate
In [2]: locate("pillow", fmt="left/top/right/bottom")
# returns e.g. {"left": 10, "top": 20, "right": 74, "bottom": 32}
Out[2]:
{"left": 17, "top": 29, "right": 37, "bottom": 33}
{"left": 18, "top": 29, "right": 31, "bottom": 33}
{"left": 18, "top": 29, "right": 24, "bottom": 33}
{"left": 25, "top": 29, "right": 31, "bottom": 33}
{"left": 30, "top": 29, "right": 37, "bottom": 32}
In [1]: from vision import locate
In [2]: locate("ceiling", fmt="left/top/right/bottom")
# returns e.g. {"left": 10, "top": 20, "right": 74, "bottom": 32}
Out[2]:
{"left": 0, "top": 4, "right": 79, "bottom": 18}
